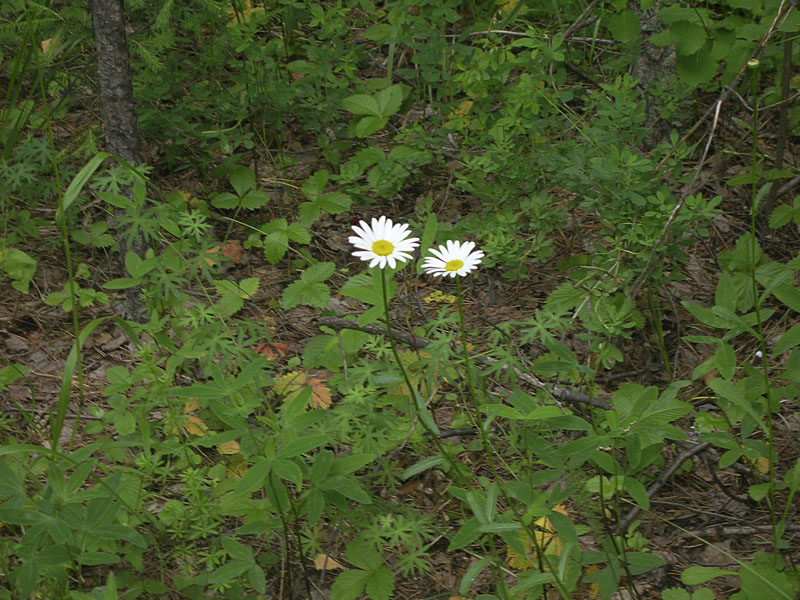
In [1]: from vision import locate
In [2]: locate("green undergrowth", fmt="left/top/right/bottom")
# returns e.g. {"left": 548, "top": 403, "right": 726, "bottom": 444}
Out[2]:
{"left": 2, "top": 0, "right": 800, "bottom": 599}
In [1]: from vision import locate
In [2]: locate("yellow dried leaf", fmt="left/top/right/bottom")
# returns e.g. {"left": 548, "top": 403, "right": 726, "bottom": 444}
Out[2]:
{"left": 184, "top": 415, "right": 208, "bottom": 436}
{"left": 314, "top": 554, "right": 345, "bottom": 570}
{"left": 274, "top": 371, "right": 307, "bottom": 397}
{"left": 204, "top": 246, "right": 220, "bottom": 266}
{"left": 754, "top": 456, "right": 770, "bottom": 474}
{"left": 506, "top": 505, "right": 568, "bottom": 570}
{"left": 217, "top": 440, "right": 240, "bottom": 455}
{"left": 41, "top": 38, "right": 53, "bottom": 53}
{"left": 183, "top": 399, "right": 201, "bottom": 413}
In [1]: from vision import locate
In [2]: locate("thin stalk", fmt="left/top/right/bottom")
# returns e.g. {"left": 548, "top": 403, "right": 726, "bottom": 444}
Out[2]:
{"left": 747, "top": 60, "right": 779, "bottom": 562}
{"left": 379, "top": 269, "right": 466, "bottom": 485}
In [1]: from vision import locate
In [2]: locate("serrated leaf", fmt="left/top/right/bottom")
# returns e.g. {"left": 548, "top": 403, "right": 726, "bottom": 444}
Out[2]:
{"left": 263, "top": 231, "right": 288, "bottom": 264}
{"left": 302, "top": 170, "right": 329, "bottom": 201}
{"left": 363, "top": 565, "right": 394, "bottom": 600}
{"left": 330, "top": 570, "right": 368, "bottom": 600}
{"left": 240, "top": 190, "right": 270, "bottom": 209}
{"left": 342, "top": 94, "right": 380, "bottom": 116}
{"left": 375, "top": 84, "right": 404, "bottom": 116}
{"left": 302, "top": 261, "right": 335, "bottom": 283}
{"left": 299, "top": 202, "right": 320, "bottom": 227}
{"left": 769, "top": 205, "right": 793, "bottom": 228}
{"left": 319, "top": 192, "right": 351, "bottom": 213}
{"left": 229, "top": 166, "right": 255, "bottom": 197}
{"left": 355, "top": 115, "right": 387, "bottom": 138}
{"left": 287, "top": 223, "right": 312, "bottom": 244}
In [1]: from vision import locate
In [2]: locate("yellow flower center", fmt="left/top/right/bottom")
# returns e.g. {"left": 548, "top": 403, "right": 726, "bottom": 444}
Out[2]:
{"left": 445, "top": 259, "right": 464, "bottom": 272}
{"left": 372, "top": 240, "right": 394, "bottom": 256}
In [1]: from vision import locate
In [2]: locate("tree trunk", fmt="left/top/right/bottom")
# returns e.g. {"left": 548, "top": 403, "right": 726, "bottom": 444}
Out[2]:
{"left": 90, "top": 0, "right": 148, "bottom": 322}
{"left": 628, "top": 1, "right": 689, "bottom": 151}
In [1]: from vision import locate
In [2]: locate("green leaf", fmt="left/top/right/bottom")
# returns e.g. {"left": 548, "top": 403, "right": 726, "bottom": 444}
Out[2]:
{"left": 331, "top": 569, "right": 368, "bottom": 600}
{"left": 714, "top": 341, "right": 736, "bottom": 380}
{"left": 321, "top": 475, "right": 372, "bottom": 504}
{"left": 301, "top": 170, "right": 329, "bottom": 201}
{"left": 774, "top": 323, "right": 800, "bottom": 354}
{"left": 682, "top": 301, "right": 727, "bottom": 328}
{"left": 287, "top": 223, "right": 312, "bottom": 244}
{"left": 676, "top": 43, "right": 717, "bottom": 86}
{"left": 303, "top": 261, "right": 335, "bottom": 283}
{"left": 57, "top": 152, "right": 112, "bottom": 226}
{"left": 355, "top": 115, "right": 388, "bottom": 137}
{"left": 623, "top": 477, "right": 650, "bottom": 510}
{"left": 277, "top": 434, "right": 329, "bottom": 459}
{"left": 272, "top": 458, "right": 303, "bottom": 486}
{"left": 113, "top": 409, "right": 136, "bottom": 436}
{"left": 459, "top": 557, "right": 493, "bottom": 595}
{"left": 229, "top": 166, "right": 255, "bottom": 197}
{"left": 607, "top": 10, "right": 641, "bottom": 42}
{"left": 401, "top": 455, "right": 446, "bottom": 479}
{"left": 448, "top": 517, "right": 482, "bottom": 551}
{"left": 208, "top": 560, "right": 252, "bottom": 584}
{"left": 103, "top": 277, "right": 139, "bottom": 290}
{"left": 235, "top": 458, "right": 272, "bottom": 495}
{"left": 91, "top": 524, "right": 147, "bottom": 548}
{"left": 1, "top": 247, "right": 37, "bottom": 294}
{"left": 319, "top": 191, "right": 352, "bottom": 214}
{"left": 375, "top": 84, "right": 404, "bottom": 117}
{"left": 240, "top": 189, "right": 270, "bottom": 209}
{"left": 222, "top": 536, "right": 254, "bottom": 563}
{"left": 769, "top": 205, "right": 793, "bottom": 228}
{"left": 211, "top": 192, "right": 240, "bottom": 209}
{"left": 342, "top": 94, "right": 380, "bottom": 116}
{"left": 363, "top": 565, "right": 394, "bottom": 600}
{"left": 282, "top": 280, "right": 329, "bottom": 309}
{"left": 680, "top": 566, "right": 737, "bottom": 585}
{"left": 669, "top": 21, "right": 707, "bottom": 55}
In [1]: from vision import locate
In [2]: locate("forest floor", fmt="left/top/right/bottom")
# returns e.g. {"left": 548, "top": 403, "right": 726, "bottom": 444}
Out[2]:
{"left": 2, "top": 102, "right": 800, "bottom": 599}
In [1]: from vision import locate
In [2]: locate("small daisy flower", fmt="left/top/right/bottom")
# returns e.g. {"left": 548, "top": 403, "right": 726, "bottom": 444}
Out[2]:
{"left": 422, "top": 240, "right": 484, "bottom": 278}
{"left": 349, "top": 215, "right": 420, "bottom": 270}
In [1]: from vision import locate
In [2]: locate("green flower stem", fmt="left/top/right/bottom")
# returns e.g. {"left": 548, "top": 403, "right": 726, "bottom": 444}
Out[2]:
{"left": 379, "top": 269, "right": 467, "bottom": 486}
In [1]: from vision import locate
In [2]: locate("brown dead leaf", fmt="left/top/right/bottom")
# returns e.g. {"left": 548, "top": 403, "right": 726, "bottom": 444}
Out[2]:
{"left": 309, "top": 377, "right": 331, "bottom": 409}
{"left": 313, "top": 554, "right": 345, "bottom": 571}
{"left": 223, "top": 240, "right": 244, "bottom": 263}
{"left": 256, "top": 341, "right": 288, "bottom": 360}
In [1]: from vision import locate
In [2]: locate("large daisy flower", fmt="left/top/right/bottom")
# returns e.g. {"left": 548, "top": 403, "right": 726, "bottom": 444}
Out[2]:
{"left": 422, "top": 240, "right": 484, "bottom": 278}
{"left": 349, "top": 216, "right": 420, "bottom": 270}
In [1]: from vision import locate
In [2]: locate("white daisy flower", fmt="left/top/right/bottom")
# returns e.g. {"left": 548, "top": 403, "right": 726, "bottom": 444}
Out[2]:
{"left": 349, "top": 215, "right": 420, "bottom": 270}
{"left": 422, "top": 240, "right": 484, "bottom": 278}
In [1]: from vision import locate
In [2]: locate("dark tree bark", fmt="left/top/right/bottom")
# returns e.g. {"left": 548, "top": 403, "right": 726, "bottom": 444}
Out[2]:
{"left": 90, "top": 0, "right": 148, "bottom": 322}
{"left": 628, "top": 1, "right": 690, "bottom": 151}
